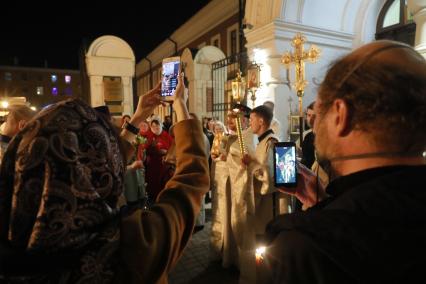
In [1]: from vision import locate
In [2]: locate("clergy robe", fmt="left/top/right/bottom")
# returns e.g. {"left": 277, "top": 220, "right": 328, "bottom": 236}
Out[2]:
{"left": 239, "top": 129, "right": 291, "bottom": 284}
{"left": 210, "top": 134, "right": 232, "bottom": 257}
{"left": 225, "top": 129, "right": 257, "bottom": 268}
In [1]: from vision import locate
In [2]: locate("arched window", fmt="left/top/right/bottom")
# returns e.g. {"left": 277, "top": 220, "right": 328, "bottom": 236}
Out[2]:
{"left": 376, "top": 0, "right": 415, "bottom": 46}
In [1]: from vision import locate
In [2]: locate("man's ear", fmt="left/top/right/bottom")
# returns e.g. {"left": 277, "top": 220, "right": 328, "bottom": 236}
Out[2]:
{"left": 332, "top": 99, "right": 350, "bottom": 136}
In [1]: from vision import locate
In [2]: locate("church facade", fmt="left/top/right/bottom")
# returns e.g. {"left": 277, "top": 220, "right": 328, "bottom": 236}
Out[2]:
{"left": 136, "top": 0, "right": 425, "bottom": 140}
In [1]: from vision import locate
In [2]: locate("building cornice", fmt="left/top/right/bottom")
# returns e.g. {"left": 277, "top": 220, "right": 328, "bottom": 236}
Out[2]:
{"left": 245, "top": 19, "right": 354, "bottom": 52}
{"left": 136, "top": 0, "right": 238, "bottom": 76}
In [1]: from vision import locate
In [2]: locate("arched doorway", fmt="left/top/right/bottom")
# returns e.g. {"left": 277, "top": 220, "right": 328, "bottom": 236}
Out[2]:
{"left": 86, "top": 36, "right": 135, "bottom": 116}
{"left": 376, "top": 0, "right": 416, "bottom": 45}
{"left": 181, "top": 46, "right": 227, "bottom": 120}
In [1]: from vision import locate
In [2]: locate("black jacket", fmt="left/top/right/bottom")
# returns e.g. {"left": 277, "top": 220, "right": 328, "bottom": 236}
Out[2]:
{"left": 263, "top": 165, "right": 426, "bottom": 284}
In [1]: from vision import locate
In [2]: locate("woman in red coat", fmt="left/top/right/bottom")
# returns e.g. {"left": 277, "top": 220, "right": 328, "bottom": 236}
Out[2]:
{"left": 140, "top": 117, "right": 173, "bottom": 202}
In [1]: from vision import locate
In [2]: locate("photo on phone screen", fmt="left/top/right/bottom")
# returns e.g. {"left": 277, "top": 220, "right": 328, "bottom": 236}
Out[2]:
{"left": 161, "top": 57, "right": 180, "bottom": 98}
{"left": 274, "top": 142, "right": 297, "bottom": 187}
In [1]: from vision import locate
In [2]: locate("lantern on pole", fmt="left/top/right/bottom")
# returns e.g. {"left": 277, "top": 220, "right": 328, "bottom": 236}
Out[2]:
{"left": 231, "top": 70, "right": 247, "bottom": 155}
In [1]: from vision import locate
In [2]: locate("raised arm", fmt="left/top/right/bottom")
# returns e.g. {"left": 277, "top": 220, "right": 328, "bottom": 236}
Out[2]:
{"left": 118, "top": 73, "right": 209, "bottom": 283}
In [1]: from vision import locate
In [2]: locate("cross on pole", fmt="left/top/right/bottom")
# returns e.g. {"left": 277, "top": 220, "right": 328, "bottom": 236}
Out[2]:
{"left": 282, "top": 33, "right": 320, "bottom": 143}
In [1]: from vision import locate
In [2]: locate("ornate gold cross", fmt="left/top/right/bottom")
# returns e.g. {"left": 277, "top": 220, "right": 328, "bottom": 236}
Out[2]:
{"left": 282, "top": 33, "right": 320, "bottom": 141}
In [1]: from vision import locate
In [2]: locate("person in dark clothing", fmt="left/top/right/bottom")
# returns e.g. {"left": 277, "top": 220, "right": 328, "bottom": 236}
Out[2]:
{"left": 0, "top": 75, "right": 209, "bottom": 283}
{"left": 163, "top": 115, "right": 172, "bottom": 132}
{"left": 261, "top": 40, "right": 426, "bottom": 283}
{"left": 300, "top": 132, "right": 314, "bottom": 167}
{"left": 300, "top": 101, "right": 316, "bottom": 169}
{"left": 203, "top": 117, "right": 215, "bottom": 150}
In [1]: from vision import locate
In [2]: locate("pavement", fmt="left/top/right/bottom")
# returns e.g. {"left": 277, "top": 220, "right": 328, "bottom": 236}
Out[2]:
{"left": 168, "top": 207, "right": 239, "bottom": 284}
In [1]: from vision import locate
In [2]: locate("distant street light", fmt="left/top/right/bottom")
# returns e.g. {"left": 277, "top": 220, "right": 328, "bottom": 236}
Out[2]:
{"left": 1, "top": 101, "right": 9, "bottom": 109}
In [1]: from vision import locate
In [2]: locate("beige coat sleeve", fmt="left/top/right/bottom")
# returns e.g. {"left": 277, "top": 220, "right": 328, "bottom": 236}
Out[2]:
{"left": 118, "top": 119, "right": 209, "bottom": 284}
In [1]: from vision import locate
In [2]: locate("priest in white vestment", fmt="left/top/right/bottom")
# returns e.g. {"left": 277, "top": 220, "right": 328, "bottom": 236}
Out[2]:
{"left": 210, "top": 120, "right": 232, "bottom": 259}
{"left": 222, "top": 107, "right": 257, "bottom": 268}
{"left": 238, "top": 105, "right": 291, "bottom": 284}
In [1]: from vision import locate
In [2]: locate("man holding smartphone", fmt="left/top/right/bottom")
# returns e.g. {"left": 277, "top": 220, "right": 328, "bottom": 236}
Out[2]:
{"left": 262, "top": 40, "right": 426, "bottom": 283}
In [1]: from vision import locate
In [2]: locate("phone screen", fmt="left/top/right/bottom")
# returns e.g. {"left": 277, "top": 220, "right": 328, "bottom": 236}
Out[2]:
{"left": 274, "top": 142, "right": 297, "bottom": 187}
{"left": 161, "top": 58, "right": 180, "bottom": 97}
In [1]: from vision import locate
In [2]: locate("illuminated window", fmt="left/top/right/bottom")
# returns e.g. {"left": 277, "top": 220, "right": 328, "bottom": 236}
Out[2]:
{"left": 52, "top": 87, "right": 58, "bottom": 96}
{"left": 51, "top": 75, "right": 57, "bottom": 83}
{"left": 36, "top": 86, "right": 44, "bottom": 95}
{"left": 65, "top": 75, "right": 71, "bottom": 84}
{"left": 376, "top": 0, "right": 415, "bottom": 46}
{"left": 383, "top": 0, "right": 400, "bottom": 27}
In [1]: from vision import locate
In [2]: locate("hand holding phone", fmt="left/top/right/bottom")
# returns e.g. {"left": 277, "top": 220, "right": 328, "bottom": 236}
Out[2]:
{"left": 161, "top": 56, "right": 181, "bottom": 100}
{"left": 273, "top": 142, "right": 297, "bottom": 187}
{"left": 278, "top": 162, "right": 327, "bottom": 208}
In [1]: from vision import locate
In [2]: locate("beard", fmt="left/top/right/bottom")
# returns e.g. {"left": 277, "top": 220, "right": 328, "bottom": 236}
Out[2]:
{"left": 314, "top": 116, "right": 335, "bottom": 179}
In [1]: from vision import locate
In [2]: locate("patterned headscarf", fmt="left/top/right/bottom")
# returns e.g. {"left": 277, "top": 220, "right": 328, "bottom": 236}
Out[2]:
{"left": 0, "top": 99, "right": 125, "bottom": 282}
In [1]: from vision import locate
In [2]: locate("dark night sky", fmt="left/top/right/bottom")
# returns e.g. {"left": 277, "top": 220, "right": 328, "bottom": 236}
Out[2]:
{"left": 0, "top": 1, "right": 211, "bottom": 69}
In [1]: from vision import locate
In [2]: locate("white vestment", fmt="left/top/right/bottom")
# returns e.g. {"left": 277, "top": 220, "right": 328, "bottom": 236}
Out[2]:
{"left": 218, "top": 129, "right": 255, "bottom": 268}
{"left": 238, "top": 130, "right": 291, "bottom": 284}
{"left": 210, "top": 134, "right": 232, "bottom": 261}
{"left": 211, "top": 128, "right": 258, "bottom": 268}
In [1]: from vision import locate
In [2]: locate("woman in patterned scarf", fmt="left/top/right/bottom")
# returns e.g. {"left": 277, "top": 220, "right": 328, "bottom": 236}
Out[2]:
{"left": 0, "top": 73, "right": 209, "bottom": 283}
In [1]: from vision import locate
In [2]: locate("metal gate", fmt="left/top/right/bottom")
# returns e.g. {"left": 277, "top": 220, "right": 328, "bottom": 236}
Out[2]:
{"left": 211, "top": 52, "right": 248, "bottom": 123}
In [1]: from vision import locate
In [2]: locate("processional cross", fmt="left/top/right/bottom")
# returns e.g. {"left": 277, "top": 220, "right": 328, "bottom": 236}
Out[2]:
{"left": 282, "top": 33, "right": 320, "bottom": 141}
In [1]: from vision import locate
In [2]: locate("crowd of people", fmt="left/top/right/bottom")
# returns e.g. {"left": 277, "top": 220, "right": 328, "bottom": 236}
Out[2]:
{"left": 0, "top": 40, "right": 425, "bottom": 283}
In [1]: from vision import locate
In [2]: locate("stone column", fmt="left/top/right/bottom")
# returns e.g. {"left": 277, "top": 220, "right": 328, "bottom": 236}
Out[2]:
{"left": 263, "top": 55, "right": 292, "bottom": 142}
{"left": 122, "top": 76, "right": 134, "bottom": 115}
{"left": 408, "top": 0, "right": 426, "bottom": 57}
{"left": 89, "top": 76, "right": 104, "bottom": 107}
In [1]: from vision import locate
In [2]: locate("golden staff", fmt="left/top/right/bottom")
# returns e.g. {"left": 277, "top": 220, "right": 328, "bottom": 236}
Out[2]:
{"left": 231, "top": 70, "right": 246, "bottom": 155}
{"left": 282, "top": 33, "right": 320, "bottom": 142}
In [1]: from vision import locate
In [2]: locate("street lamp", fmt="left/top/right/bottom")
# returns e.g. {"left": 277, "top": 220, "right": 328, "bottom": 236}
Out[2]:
{"left": 231, "top": 70, "right": 247, "bottom": 155}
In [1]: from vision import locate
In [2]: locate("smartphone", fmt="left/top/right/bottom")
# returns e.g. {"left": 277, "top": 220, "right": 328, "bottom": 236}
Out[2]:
{"left": 161, "top": 56, "right": 181, "bottom": 99}
{"left": 273, "top": 142, "right": 297, "bottom": 187}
